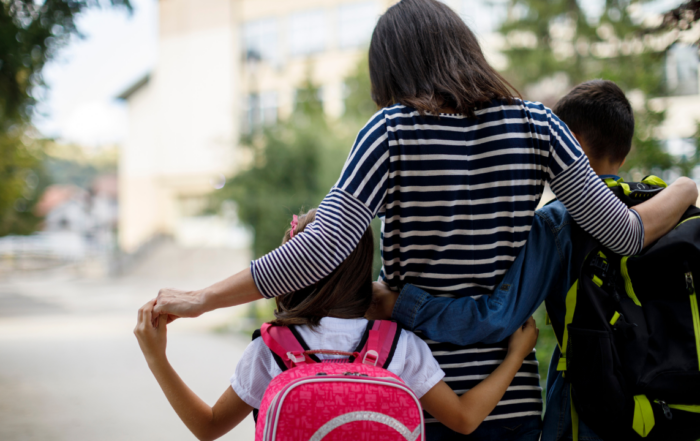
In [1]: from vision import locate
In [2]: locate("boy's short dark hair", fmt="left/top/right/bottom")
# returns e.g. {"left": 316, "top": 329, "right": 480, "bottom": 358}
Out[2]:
{"left": 553, "top": 80, "right": 634, "bottom": 164}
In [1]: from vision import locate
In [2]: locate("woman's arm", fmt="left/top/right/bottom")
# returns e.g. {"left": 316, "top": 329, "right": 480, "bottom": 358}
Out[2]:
{"left": 634, "top": 177, "right": 697, "bottom": 247}
{"left": 154, "top": 268, "right": 262, "bottom": 320}
{"left": 134, "top": 300, "right": 252, "bottom": 440}
{"left": 155, "top": 111, "right": 391, "bottom": 318}
{"left": 420, "top": 317, "right": 539, "bottom": 435}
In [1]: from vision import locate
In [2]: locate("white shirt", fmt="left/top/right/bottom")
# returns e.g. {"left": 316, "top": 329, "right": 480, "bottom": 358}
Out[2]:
{"left": 230, "top": 317, "right": 445, "bottom": 408}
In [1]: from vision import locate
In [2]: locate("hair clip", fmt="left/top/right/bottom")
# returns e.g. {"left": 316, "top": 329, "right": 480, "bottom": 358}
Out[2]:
{"left": 290, "top": 215, "right": 299, "bottom": 239}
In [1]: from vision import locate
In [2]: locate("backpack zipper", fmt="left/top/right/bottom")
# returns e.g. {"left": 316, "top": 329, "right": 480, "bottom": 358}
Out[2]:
{"left": 262, "top": 375, "right": 422, "bottom": 441}
{"left": 654, "top": 399, "right": 700, "bottom": 419}
{"left": 686, "top": 272, "right": 700, "bottom": 370}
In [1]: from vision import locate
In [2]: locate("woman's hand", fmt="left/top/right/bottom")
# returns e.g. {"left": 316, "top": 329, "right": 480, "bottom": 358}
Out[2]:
{"left": 153, "top": 288, "right": 205, "bottom": 322}
{"left": 134, "top": 299, "right": 168, "bottom": 365}
{"left": 507, "top": 316, "right": 539, "bottom": 361}
{"left": 365, "top": 281, "right": 399, "bottom": 320}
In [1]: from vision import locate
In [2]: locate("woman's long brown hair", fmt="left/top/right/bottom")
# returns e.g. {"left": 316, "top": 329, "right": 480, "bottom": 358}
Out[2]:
{"left": 270, "top": 208, "right": 374, "bottom": 328}
{"left": 369, "top": 0, "right": 521, "bottom": 118}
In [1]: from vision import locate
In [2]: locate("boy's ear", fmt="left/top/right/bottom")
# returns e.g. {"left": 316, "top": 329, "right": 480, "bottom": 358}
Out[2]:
{"left": 571, "top": 131, "right": 581, "bottom": 145}
{"left": 620, "top": 157, "right": 626, "bottom": 167}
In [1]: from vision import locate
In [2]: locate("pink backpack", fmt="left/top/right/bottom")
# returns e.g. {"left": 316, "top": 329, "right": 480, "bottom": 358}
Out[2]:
{"left": 255, "top": 320, "right": 425, "bottom": 441}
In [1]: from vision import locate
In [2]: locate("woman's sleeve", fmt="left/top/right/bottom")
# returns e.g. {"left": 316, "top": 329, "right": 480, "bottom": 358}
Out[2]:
{"left": 542, "top": 106, "right": 644, "bottom": 255}
{"left": 250, "top": 111, "right": 391, "bottom": 298}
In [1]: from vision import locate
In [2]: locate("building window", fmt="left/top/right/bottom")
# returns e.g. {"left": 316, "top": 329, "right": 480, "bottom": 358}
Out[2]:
{"left": 338, "top": 1, "right": 380, "bottom": 49}
{"left": 242, "top": 18, "right": 279, "bottom": 66}
{"left": 666, "top": 44, "right": 699, "bottom": 96}
{"left": 459, "top": 0, "right": 508, "bottom": 36}
{"left": 245, "top": 92, "right": 278, "bottom": 132}
{"left": 289, "top": 10, "right": 327, "bottom": 56}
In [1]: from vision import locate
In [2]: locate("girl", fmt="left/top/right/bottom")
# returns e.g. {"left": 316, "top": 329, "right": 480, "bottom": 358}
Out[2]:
{"left": 135, "top": 209, "right": 539, "bottom": 440}
{"left": 153, "top": 0, "right": 698, "bottom": 438}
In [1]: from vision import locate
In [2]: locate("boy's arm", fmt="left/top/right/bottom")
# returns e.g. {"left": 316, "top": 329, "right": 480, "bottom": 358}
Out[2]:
{"left": 368, "top": 215, "right": 564, "bottom": 345}
{"left": 419, "top": 317, "right": 539, "bottom": 435}
{"left": 134, "top": 300, "right": 252, "bottom": 441}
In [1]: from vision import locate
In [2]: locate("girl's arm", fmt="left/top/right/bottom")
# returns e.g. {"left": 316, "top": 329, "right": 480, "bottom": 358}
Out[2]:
{"left": 134, "top": 299, "right": 253, "bottom": 441}
{"left": 419, "top": 317, "right": 539, "bottom": 435}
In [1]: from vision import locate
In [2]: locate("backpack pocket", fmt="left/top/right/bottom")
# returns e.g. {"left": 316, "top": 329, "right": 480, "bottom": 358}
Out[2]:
{"left": 567, "top": 326, "right": 627, "bottom": 417}
{"left": 637, "top": 290, "right": 700, "bottom": 400}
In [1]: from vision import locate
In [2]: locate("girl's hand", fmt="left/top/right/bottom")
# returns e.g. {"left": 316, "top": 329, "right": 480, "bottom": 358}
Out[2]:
{"left": 506, "top": 316, "right": 538, "bottom": 361}
{"left": 134, "top": 298, "right": 168, "bottom": 365}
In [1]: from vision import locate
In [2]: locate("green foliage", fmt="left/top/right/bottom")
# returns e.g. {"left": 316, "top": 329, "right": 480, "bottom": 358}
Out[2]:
{"left": 213, "top": 60, "right": 382, "bottom": 282}
{"left": 0, "top": 0, "right": 131, "bottom": 236}
{"left": 499, "top": 0, "right": 697, "bottom": 179}
{"left": 44, "top": 143, "right": 118, "bottom": 187}
{"left": 0, "top": 129, "right": 49, "bottom": 236}
{"left": 0, "top": 0, "right": 132, "bottom": 126}
{"left": 215, "top": 80, "right": 350, "bottom": 259}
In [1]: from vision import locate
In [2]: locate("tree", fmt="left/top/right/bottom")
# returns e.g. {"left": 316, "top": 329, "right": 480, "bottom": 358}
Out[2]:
{"left": 498, "top": 0, "right": 698, "bottom": 180}
{"left": 213, "top": 80, "right": 351, "bottom": 259}
{"left": 655, "top": 0, "right": 700, "bottom": 44}
{"left": 212, "top": 59, "right": 382, "bottom": 276}
{"left": 0, "top": 0, "right": 131, "bottom": 236}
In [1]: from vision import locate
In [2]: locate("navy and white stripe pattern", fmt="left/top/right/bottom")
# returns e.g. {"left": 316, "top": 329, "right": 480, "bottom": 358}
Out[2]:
{"left": 420, "top": 337, "right": 542, "bottom": 424}
{"left": 251, "top": 99, "right": 644, "bottom": 423}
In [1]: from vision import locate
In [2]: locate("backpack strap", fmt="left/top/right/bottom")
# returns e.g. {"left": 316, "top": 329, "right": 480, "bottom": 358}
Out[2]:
{"left": 353, "top": 320, "right": 401, "bottom": 368}
{"left": 260, "top": 323, "right": 318, "bottom": 370}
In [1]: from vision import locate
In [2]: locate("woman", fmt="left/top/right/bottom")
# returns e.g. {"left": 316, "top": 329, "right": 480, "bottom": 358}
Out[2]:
{"left": 153, "top": 1, "right": 698, "bottom": 439}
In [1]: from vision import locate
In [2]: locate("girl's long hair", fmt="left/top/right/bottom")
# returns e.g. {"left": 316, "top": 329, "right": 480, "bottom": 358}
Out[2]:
{"left": 369, "top": 0, "right": 521, "bottom": 118}
{"left": 270, "top": 208, "right": 374, "bottom": 328}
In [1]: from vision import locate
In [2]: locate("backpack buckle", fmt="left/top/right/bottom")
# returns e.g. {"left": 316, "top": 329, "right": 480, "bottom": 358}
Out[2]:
{"left": 685, "top": 272, "right": 695, "bottom": 295}
{"left": 362, "top": 349, "right": 379, "bottom": 366}
{"left": 590, "top": 256, "right": 609, "bottom": 276}
{"left": 286, "top": 351, "right": 306, "bottom": 364}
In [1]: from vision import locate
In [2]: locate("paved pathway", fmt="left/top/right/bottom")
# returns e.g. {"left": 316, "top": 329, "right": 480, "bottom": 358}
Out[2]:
{"left": 0, "top": 245, "right": 260, "bottom": 440}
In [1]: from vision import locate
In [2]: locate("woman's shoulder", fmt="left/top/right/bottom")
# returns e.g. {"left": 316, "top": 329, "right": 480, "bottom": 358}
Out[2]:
{"left": 479, "top": 97, "right": 549, "bottom": 113}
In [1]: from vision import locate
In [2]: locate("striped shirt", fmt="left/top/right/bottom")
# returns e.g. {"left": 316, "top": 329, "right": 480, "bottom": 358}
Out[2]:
{"left": 251, "top": 99, "right": 644, "bottom": 423}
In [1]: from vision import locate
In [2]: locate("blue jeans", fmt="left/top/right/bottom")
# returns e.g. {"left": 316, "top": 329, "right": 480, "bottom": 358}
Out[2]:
{"left": 425, "top": 416, "right": 542, "bottom": 441}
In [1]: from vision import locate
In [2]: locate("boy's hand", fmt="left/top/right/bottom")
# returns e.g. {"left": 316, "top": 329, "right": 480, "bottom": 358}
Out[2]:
{"left": 506, "top": 316, "right": 539, "bottom": 361}
{"left": 365, "top": 281, "right": 399, "bottom": 320}
{"left": 134, "top": 299, "right": 168, "bottom": 365}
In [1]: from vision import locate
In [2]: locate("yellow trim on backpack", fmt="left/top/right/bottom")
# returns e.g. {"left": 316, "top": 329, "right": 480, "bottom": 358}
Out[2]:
{"left": 558, "top": 281, "right": 579, "bottom": 371}
{"left": 621, "top": 257, "right": 642, "bottom": 307}
{"left": 603, "top": 177, "right": 623, "bottom": 188}
{"left": 632, "top": 395, "right": 655, "bottom": 437}
{"left": 689, "top": 284, "right": 700, "bottom": 371}
{"left": 610, "top": 311, "right": 621, "bottom": 325}
{"left": 641, "top": 175, "right": 668, "bottom": 188}
{"left": 676, "top": 216, "right": 700, "bottom": 229}
{"left": 668, "top": 404, "right": 700, "bottom": 413}
{"left": 571, "top": 385, "right": 580, "bottom": 441}
{"left": 592, "top": 275, "right": 603, "bottom": 287}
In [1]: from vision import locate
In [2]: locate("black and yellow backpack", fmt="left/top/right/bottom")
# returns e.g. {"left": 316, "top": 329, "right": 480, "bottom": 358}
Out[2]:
{"left": 550, "top": 176, "right": 700, "bottom": 441}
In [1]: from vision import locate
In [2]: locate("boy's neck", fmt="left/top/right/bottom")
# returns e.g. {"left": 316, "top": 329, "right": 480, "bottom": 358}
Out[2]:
{"left": 588, "top": 156, "right": 621, "bottom": 178}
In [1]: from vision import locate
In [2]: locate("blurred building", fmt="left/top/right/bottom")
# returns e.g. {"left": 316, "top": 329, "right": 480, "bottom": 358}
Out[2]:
{"left": 117, "top": 0, "right": 700, "bottom": 252}
{"left": 118, "top": 0, "right": 393, "bottom": 252}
